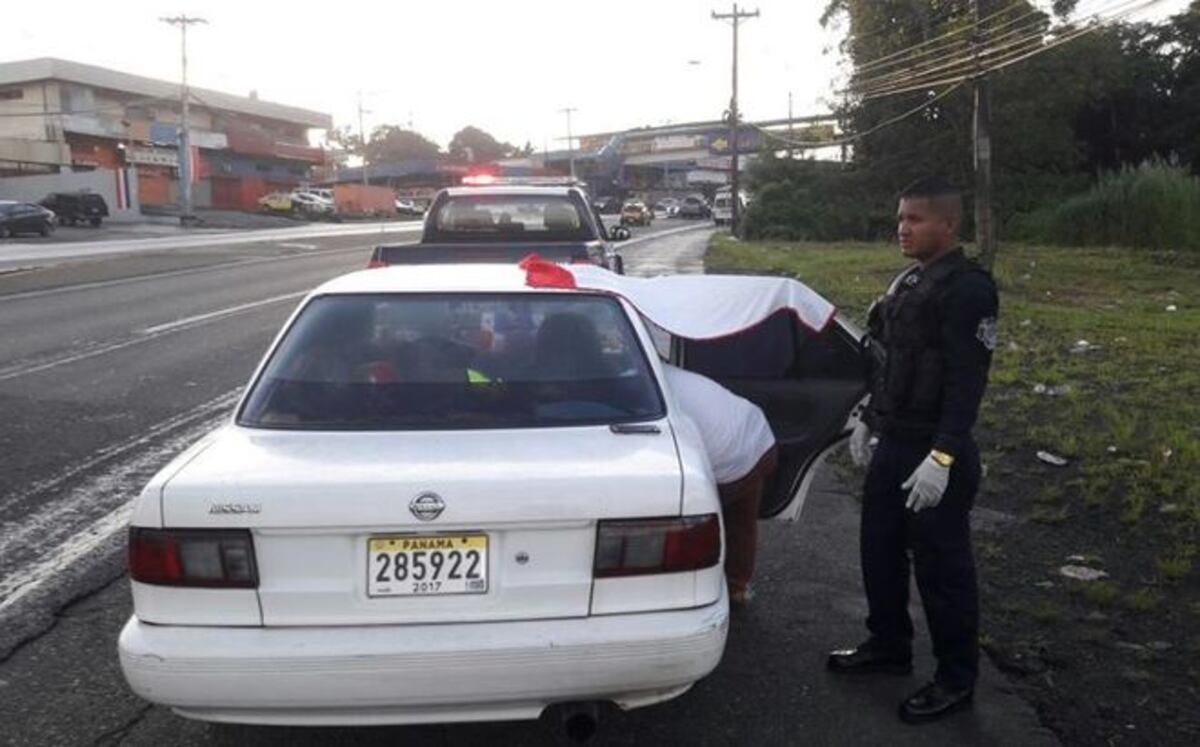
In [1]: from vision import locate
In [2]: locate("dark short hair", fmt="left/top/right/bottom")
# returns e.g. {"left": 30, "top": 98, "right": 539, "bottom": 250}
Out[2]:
{"left": 899, "top": 176, "right": 961, "bottom": 200}
{"left": 899, "top": 177, "right": 962, "bottom": 223}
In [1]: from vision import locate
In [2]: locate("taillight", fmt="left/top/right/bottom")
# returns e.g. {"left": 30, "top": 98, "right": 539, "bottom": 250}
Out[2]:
{"left": 366, "top": 258, "right": 387, "bottom": 269}
{"left": 593, "top": 514, "right": 721, "bottom": 578}
{"left": 129, "top": 528, "right": 259, "bottom": 588}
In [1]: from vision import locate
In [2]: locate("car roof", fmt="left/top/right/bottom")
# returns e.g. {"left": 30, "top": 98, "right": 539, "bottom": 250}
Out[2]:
{"left": 443, "top": 186, "right": 577, "bottom": 198}
{"left": 311, "top": 264, "right": 584, "bottom": 297}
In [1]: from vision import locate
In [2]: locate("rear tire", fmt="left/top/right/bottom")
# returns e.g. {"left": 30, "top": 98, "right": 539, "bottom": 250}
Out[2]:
{"left": 39, "top": 221, "right": 53, "bottom": 237}
{"left": 90, "top": 217, "right": 102, "bottom": 227}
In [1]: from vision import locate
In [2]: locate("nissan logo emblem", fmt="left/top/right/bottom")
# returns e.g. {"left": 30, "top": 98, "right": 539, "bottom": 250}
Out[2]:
{"left": 409, "top": 492, "right": 445, "bottom": 521}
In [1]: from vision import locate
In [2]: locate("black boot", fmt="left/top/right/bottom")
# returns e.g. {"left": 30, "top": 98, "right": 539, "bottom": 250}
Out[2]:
{"left": 826, "top": 640, "right": 913, "bottom": 675}
{"left": 898, "top": 681, "right": 974, "bottom": 723}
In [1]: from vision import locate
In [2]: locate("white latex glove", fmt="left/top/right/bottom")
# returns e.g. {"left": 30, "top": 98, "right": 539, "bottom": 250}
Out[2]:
{"left": 902, "top": 455, "right": 950, "bottom": 513}
{"left": 848, "top": 421, "right": 874, "bottom": 468}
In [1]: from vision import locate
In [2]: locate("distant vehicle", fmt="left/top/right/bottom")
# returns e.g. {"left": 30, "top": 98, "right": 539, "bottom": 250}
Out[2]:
{"left": 289, "top": 191, "right": 336, "bottom": 218}
{"left": 620, "top": 201, "right": 653, "bottom": 227}
{"left": 258, "top": 192, "right": 294, "bottom": 214}
{"left": 677, "top": 195, "right": 711, "bottom": 219}
{"left": 371, "top": 182, "right": 624, "bottom": 273}
{"left": 39, "top": 191, "right": 109, "bottom": 227}
{"left": 295, "top": 188, "right": 334, "bottom": 202}
{"left": 712, "top": 190, "right": 747, "bottom": 227}
{"left": 395, "top": 198, "right": 423, "bottom": 217}
{"left": 655, "top": 198, "right": 680, "bottom": 217}
{"left": 0, "top": 201, "right": 55, "bottom": 238}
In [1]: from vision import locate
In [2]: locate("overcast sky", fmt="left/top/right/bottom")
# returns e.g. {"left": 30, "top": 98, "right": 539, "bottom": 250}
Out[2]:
{"left": 2, "top": 0, "right": 1189, "bottom": 150}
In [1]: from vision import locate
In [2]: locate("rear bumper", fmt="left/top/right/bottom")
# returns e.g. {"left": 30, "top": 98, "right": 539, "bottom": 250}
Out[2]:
{"left": 118, "top": 593, "right": 729, "bottom": 726}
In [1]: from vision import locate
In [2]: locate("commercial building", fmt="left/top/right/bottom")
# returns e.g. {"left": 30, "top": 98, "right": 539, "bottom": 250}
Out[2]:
{"left": 0, "top": 58, "right": 331, "bottom": 211}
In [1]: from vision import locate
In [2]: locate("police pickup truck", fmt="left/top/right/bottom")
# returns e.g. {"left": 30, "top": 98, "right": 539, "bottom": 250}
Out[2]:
{"left": 369, "top": 179, "right": 627, "bottom": 273}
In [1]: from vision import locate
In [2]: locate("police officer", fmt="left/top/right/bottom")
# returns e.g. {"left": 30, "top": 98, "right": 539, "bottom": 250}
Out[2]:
{"left": 828, "top": 177, "right": 999, "bottom": 724}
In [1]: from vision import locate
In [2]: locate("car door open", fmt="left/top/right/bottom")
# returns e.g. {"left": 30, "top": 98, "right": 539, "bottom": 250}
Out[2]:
{"left": 675, "top": 309, "right": 867, "bottom": 520}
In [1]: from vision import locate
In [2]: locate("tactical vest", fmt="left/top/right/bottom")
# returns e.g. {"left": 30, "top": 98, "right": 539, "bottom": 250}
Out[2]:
{"left": 866, "top": 251, "right": 984, "bottom": 432}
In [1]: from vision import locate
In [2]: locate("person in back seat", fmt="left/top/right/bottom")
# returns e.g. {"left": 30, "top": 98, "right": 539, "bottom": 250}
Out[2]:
{"left": 534, "top": 312, "right": 608, "bottom": 379}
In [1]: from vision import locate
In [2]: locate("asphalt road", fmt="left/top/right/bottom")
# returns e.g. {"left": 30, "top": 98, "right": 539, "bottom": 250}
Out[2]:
{"left": 0, "top": 218, "right": 1057, "bottom": 746}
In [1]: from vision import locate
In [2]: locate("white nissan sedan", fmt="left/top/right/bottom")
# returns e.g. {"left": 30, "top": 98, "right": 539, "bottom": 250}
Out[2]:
{"left": 118, "top": 262, "right": 865, "bottom": 728}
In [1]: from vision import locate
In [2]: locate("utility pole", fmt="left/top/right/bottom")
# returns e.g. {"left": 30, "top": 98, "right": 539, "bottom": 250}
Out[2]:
{"left": 787, "top": 91, "right": 794, "bottom": 160}
{"left": 160, "top": 14, "right": 206, "bottom": 225}
{"left": 559, "top": 107, "right": 577, "bottom": 179}
{"left": 972, "top": 0, "right": 996, "bottom": 269}
{"left": 357, "top": 90, "right": 370, "bottom": 186}
{"left": 712, "top": 4, "right": 758, "bottom": 234}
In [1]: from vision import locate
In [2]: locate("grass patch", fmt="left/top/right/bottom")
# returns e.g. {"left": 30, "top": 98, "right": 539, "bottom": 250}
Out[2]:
{"left": 1156, "top": 544, "right": 1196, "bottom": 582}
{"left": 1079, "top": 581, "right": 1121, "bottom": 607}
{"left": 706, "top": 236, "right": 1200, "bottom": 536}
{"left": 1124, "top": 587, "right": 1164, "bottom": 614}
{"left": 1030, "top": 601, "right": 1065, "bottom": 625}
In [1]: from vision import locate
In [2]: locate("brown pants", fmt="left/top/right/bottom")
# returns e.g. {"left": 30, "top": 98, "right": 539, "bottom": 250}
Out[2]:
{"left": 718, "top": 445, "right": 779, "bottom": 594}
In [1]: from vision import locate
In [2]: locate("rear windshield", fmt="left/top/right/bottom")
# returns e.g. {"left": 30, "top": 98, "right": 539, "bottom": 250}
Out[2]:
{"left": 238, "top": 293, "right": 664, "bottom": 430}
{"left": 428, "top": 195, "right": 592, "bottom": 242}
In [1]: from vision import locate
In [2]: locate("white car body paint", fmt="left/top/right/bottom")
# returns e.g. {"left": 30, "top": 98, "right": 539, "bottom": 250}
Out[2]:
{"left": 119, "top": 264, "right": 730, "bottom": 726}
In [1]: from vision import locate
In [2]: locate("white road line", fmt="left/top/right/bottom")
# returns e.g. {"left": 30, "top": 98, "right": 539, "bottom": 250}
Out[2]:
{"left": 0, "top": 390, "right": 240, "bottom": 515}
{"left": 0, "top": 243, "right": 376, "bottom": 304}
{"left": 0, "top": 395, "right": 239, "bottom": 615}
{"left": 0, "top": 504, "right": 134, "bottom": 616}
{"left": 140, "top": 291, "right": 306, "bottom": 335}
{"left": 0, "top": 293, "right": 302, "bottom": 383}
{"left": 0, "top": 221, "right": 423, "bottom": 264}
{"left": 278, "top": 242, "right": 318, "bottom": 250}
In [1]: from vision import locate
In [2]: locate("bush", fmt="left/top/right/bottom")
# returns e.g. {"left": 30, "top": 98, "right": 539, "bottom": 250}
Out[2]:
{"left": 1022, "top": 161, "right": 1200, "bottom": 250}
{"left": 742, "top": 156, "right": 893, "bottom": 241}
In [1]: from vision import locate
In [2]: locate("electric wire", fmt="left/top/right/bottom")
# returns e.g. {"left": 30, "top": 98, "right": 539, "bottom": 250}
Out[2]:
{"left": 750, "top": 82, "right": 965, "bottom": 150}
{"left": 850, "top": 0, "right": 1159, "bottom": 99}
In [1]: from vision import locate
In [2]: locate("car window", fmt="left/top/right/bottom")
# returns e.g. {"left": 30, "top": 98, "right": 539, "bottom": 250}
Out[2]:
{"left": 238, "top": 293, "right": 664, "bottom": 430}
{"left": 429, "top": 195, "right": 592, "bottom": 242}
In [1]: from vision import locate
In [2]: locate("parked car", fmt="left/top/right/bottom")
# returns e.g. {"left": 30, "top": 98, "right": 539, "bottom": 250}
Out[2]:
{"left": 290, "top": 191, "right": 336, "bottom": 217}
{"left": 620, "top": 201, "right": 654, "bottom": 227}
{"left": 712, "top": 190, "right": 747, "bottom": 227}
{"left": 655, "top": 198, "right": 680, "bottom": 217}
{"left": 295, "top": 188, "right": 334, "bottom": 202}
{"left": 258, "top": 192, "right": 294, "bottom": 214}
{"left": 678, "top": 195, "right": 711, "bottom": 219}
{"left": 395, "top": 197, "right": 423, "bottom": 217}
{"left": 38, "top": 191, "right": 109, "bottom": 227}
{"left": 117, "top": 262, "right": 864, "bottom": 731}
{"left": 0, "top": 201, "right": 55, "bottom": 238}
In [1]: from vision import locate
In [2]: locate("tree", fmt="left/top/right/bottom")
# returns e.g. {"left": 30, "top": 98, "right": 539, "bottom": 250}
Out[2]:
{"left": 325, "top": 124, "right": 362, "bottom": 158}
{"left": 364, "top": 125, "right": 442, "bottom": 163}
{"left": 447, "top": 126, "right": 516, "bottom": 163}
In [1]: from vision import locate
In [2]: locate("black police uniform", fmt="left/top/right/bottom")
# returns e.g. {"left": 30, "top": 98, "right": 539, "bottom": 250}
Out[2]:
{"left": 861, "top": 247, "right": 998, "bottom": 691}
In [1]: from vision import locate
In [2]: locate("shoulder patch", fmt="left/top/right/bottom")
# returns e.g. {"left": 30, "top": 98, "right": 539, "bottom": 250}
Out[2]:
{"left": 976, "top": 316, "right": 998, "bottom": 351}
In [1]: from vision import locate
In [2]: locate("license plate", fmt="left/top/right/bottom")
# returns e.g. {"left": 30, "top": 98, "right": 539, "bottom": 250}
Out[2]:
{"left": 367, "top": 534, "right": 488, "bottom": 597}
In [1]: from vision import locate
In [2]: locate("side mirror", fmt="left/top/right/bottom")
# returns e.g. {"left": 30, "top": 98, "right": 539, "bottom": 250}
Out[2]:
{"left": 610, "top": 225, "right": 631, "bottom": 241}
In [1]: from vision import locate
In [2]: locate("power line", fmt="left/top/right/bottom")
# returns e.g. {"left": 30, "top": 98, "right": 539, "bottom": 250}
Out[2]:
{"left": 844, "top": 0, "right": 1122, "bottom": 80}
{"left": 850, "top": 0, "right": 1030, "bottom": 73}
{"left": 852, "top": 3, "right": 1048, "bottom": 79}
{"left": 750, "top": 82, "right": 965, "bottom": 150}
{"left": 851, "top": 0, "right": 1158, "bottom": 100}
{"left": 850, "top": 15, "right": 1054, "bottom": 95}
